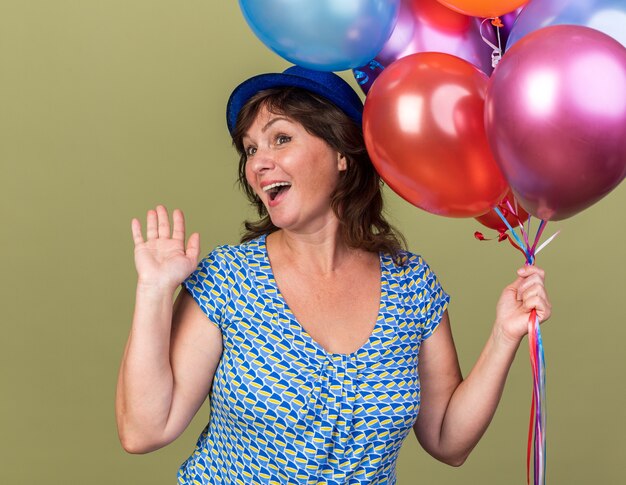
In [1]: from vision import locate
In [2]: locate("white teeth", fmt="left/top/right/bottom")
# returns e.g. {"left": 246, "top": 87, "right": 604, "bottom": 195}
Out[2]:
{"left": 262, "top": 182, "right": 291, "bottom": 192}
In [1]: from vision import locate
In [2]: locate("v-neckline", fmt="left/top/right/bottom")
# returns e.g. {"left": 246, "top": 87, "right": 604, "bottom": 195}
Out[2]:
{"left": 259, "top": 234, "right": 385, "bottom": 357}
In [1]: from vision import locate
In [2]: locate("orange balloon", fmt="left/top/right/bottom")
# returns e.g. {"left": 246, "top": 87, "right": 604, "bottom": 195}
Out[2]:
{"left": 363, "top": 52, "right": 507, "bottom": 218}
{"left": 436, "top": 0, "right": 528, "bottom": 18}
{"left": 475, "top": 190, "right": 529, "bottom": 232}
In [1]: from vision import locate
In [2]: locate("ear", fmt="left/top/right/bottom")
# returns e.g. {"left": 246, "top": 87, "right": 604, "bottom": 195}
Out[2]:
{"left": 337, "top": 153, "right": 347, "bottom": 171}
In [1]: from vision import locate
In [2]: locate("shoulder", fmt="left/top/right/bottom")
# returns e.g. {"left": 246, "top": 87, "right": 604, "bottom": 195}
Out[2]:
{"left": 385, "top": 249, "right": 426, "bottom": 273}
{"left": 183, "top": 237, "right": 265, "bottom": 308}
{"left": 384, "top": 249, "right": 444, "bottom": 287}
{"left": 203, "top": 236, "right": 265, "bottom": 266}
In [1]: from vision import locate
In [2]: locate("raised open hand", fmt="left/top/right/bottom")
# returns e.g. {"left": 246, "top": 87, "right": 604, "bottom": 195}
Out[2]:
{"left": 131, "top": 205, "right": 200, "bottom": 291}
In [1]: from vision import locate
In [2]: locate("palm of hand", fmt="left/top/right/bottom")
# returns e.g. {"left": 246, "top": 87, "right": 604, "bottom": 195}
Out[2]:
{"left": 134, "top": 238, "right": 197, "bottom": 286}
{"left": 131, "top": 205, "right": 200, "bottom": 290}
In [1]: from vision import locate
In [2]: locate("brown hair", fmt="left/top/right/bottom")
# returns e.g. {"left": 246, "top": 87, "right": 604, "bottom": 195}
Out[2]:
{"left": 231, "top": 87, "right": 406, "bottom": 260}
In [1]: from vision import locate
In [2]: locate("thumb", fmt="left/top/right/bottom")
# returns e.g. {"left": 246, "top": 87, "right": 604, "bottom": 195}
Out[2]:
{"left": 502, "top": 274, "right": 524, "bottom": 302}
{"left": 186, "top": 232, "right": 201, "bottom": 262}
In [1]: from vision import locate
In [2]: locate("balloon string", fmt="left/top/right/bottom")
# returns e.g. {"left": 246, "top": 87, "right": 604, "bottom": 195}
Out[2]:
{"left": 536, "top": 319, "right": 548, "bottom": 485}
{"left": 504, "top": 198, "right": 532, "bottom": 250}
{"left": 535, "top": 231, "right": 560, "bottom": 256}
{"left": 532, "top": 311, "right": 547, "bottom": 485}
{"left": 527, "top": 309, "right": 538, "bottom": 485}
{"left": 527, "top": 388, "right": 535, "bottom": 485}
{"left": 480, "top": 17, "right": 502, "bottom": 67}
{"left": 527, "top": 308, "right": 546, "bottom": 485}
{"left": 492, "top": 208, "right": 548, "bottom": 484}
{"left": 530, "top": 220, "right": 548, "bottom": 256}
{"left": 494, "top": 207, "right": 532, "bottom": 263}
{"left": 505, "top": 233, "right": 528, "bottom": 258}
{"left": 474, "top": 231, "right": 492, "bottom": 241}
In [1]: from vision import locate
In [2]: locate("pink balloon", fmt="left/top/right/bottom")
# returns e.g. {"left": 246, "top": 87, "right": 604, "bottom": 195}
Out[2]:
{"left": 353, "top": 0, "right": 493, "bottom": 94}
{"left": 485, "top": 25, "right": 626, "bottom": 221}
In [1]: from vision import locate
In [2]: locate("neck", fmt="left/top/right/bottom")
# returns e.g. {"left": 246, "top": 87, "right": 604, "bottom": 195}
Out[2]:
{"left": 267, "top": 224, "right": 355, "bottom": 275}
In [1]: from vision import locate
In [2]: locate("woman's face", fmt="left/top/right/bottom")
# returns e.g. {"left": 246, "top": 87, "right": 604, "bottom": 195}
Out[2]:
{"left": 243, "top": 106, "right": 346, "bottom": 233}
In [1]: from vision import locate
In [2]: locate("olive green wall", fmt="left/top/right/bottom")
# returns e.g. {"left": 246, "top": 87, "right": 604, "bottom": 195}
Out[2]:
{"left": 1, "top": 1, "right": 624, "bottom": 483}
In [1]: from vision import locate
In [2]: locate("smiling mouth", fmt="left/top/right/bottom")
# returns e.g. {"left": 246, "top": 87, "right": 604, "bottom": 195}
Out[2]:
{"left": 263, "top": 182, "right": 292, "bottom": 201}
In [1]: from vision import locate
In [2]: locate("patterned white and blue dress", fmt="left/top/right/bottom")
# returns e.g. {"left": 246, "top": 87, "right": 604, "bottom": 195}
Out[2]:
{"left": 177, "top": 234, "right": 449, "bottom": 485}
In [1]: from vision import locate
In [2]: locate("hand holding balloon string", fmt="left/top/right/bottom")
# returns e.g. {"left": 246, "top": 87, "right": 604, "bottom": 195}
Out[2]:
{"left": 492, "top": 203, "right": 552, "bottom": 485}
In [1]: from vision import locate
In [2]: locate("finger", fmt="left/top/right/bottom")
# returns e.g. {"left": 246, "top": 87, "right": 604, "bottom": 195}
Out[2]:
{"left": 505, "top": 274, "right": 524, "bottom": 291}
{"left": 521, "top": 283, "right": 548, "bottom": 303}
{"left": 517, "top": 265, "right": 545, "bottom": 280}
{"left": 186, "top": 232, "right": 201, "bottom": 262}
{"left": 172, "top": 209, "right": 186, "bottom": 242}
{"left": 156, "top": 205, "right": 171, "bottom": 238}
{"left": 517, "top": 274, "right": 545, "bottom": 296}
{"left": 501, "top": 276, "right": 524, "bottom": 303}
{"left": 131, "top": 218, "right": 144, "bottom": 246}
{"left": 505, "top": 275, "right": 526, "bottom": 301}
{"left": 523, "top": 295, "right": 552, "bottom": 322}
{"left": 146, "top": 209, "right": 158, "bottom": 240}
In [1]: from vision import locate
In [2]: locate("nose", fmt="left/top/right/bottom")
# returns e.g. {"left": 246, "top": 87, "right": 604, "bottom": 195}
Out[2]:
{"left": 247, "top": 146, "right": 275, "bottom": 174}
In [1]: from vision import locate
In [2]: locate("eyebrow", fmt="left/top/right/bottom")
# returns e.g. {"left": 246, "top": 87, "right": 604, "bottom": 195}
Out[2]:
{"left": 261, "top": 116, "right": 291, "bottom": 133}
{"left": 243, "top": 116, "right": 292, "bottom": 141}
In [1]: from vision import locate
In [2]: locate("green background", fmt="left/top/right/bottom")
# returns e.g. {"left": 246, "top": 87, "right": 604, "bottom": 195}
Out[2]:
{"left": 1, "top": 1, "right": 624, "bottom": 483}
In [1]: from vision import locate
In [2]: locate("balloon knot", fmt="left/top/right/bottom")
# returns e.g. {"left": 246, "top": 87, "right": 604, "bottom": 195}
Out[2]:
{"left": 491, "top": 17, "right": 504, "bottom": 28}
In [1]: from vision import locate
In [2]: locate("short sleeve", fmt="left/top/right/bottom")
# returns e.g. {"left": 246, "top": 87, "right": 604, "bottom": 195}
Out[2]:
{"left": 405, "top": 254, "right": 450, "bottom": 340}
{"left": 182, "top": 246, "right": 231, "bottom": 330}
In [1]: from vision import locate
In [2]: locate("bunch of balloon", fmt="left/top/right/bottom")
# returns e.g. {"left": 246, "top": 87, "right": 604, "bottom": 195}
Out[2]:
{"left": 238, "top": 0, "right": 401, "bottom": 71}
{"left": 361, "top": 3, "right": 625, "bottom": 484}
{"left": 483, "top": 21, "right": 626, "bottom": 485}
{"left": 236, "top": 2, "right": 626, "bottom": 483}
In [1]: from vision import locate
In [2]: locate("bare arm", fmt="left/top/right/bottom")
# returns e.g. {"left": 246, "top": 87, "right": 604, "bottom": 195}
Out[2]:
{"left": 115, "top": 205, "right": 223, "bottom": 453}
{"left": 414, "top": 266, "right": 551, "bottom": 466}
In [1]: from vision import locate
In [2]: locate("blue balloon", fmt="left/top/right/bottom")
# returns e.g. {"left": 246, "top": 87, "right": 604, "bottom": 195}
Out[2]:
{"left": 507, "top": 0, "right": 626, "bottom": 50}
{"left": 239, "top": 0, "right": 400, "bottom": 71}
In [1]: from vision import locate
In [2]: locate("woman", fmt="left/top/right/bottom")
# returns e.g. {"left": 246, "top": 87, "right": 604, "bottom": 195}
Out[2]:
{"left": 116, "top": 66, "right": 551, "bottom": 484}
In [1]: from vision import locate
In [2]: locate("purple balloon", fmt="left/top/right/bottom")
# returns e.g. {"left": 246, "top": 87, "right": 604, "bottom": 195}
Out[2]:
{"left": 507, "top": 0, "right": 626, "bottom": 50}
{"left": 485, "top": 25, "right": 626, "bottom": 221}
{"left": 498, "top": 7, "right": 523, "bottom": 48}
{"left": 353, "top": 0, "right": 493, "bottom": 94}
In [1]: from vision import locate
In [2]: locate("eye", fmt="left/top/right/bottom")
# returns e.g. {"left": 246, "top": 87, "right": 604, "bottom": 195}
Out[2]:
{"left": 245, "top": 145, "right": 257, "bottom": 157}
{"left": 276, "top": 134, "right": 291, "bottom": 145}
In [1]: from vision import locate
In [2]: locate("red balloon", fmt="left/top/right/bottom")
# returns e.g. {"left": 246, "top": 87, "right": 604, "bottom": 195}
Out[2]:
{"left": 475, "top": 190, "right": 529, "bottom": 232}
{"left": 363, "top": 52, "right": 507, "bottom": 218}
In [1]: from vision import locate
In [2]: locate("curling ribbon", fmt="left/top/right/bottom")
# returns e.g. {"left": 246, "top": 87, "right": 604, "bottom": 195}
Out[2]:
{"left": 353, "top": 59, "right": 384, "bottom": 86}
{"left": 480, "top": 17, "right": 502, "bottom": 67}
{"left": 490, "top": 207, "right": 550, "bottom": 485}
